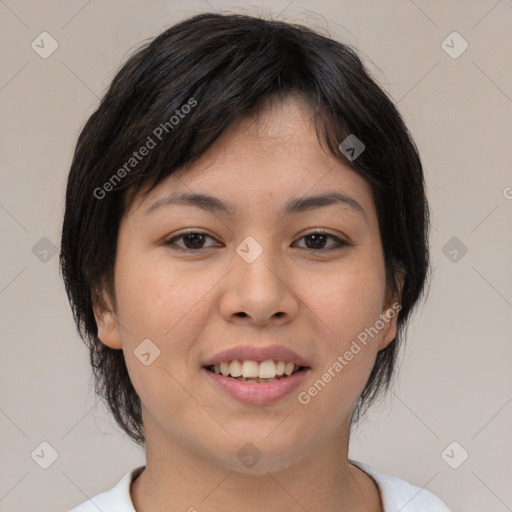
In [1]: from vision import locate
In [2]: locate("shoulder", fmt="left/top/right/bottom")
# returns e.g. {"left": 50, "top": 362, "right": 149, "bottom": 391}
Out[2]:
{"left": 350, "top": 460, "right": 452, "bottom": 512}
{"left": 67, "top": 466, "right": 144, "bottom": 512}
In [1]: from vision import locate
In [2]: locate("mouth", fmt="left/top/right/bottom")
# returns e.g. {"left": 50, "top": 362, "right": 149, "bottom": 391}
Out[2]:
{"left": 201, "top": 345, "right": 312, "bottom": 403}
{"left": 202, "top": 360, "right": 310, "bottom": 404}
{"left": 203, "top": 359, "right": 308, "bottom": 383}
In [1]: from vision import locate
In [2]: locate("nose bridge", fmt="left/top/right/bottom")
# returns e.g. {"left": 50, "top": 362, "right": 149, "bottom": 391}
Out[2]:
{"left": 236, "top": 236, "right": 284, "bottom": 296}
{"left": 220, "top": 236, "right": 298, "bottom": 323}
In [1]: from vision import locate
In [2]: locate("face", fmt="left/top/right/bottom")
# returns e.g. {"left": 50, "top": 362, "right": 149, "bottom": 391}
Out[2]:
{"left": 94, "top": 96, "right": 400, "bottom": 473}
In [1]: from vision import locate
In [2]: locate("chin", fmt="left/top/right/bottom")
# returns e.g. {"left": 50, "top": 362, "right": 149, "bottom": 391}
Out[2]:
{"left": 204, "top": 435, "right": 308, "bottom": 475}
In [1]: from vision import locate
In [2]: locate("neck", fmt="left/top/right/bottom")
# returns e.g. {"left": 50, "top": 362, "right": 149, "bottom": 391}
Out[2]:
{"left": 130, "top": 414, "right": 381, "bottom": 512}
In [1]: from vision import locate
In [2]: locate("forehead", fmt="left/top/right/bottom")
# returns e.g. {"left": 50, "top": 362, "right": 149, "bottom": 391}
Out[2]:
{"left": 131, "top": 96, "right": 375, "bottom": 219}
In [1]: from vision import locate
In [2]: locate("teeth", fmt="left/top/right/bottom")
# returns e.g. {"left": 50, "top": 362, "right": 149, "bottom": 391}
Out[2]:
{"left": 275, "top": 360, "right": 285, "bottom": 376}
{"left": 211, "top": 360, "right": 301, "bottom": 379}
{"left": 241, "top": 360, "right": 259, "bottom": 378}
{"left": 229, "top": 360, "right": 243, "bottom": 377}
{"left": 284, "top": 362, "right": 294, "bottom": 376}
{"left": 258, "top": 360, "right": 276, "bottom": 378}
{"left": 220, "top": 361, "right": 230, "bottom": 376}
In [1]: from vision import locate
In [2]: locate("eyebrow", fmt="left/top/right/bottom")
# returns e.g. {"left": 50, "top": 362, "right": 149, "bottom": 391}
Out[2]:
{"left": 144, "top": 191, "right": 366, "bottom": 220}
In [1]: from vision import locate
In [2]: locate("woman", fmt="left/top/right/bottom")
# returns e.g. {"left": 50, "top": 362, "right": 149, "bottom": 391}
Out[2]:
{"left": 61, "top": 12, "right": 451, "bottom": 511}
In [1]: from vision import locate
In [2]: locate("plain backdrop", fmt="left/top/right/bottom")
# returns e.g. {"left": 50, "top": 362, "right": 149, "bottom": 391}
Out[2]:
{"left": 1, "top": 1, "right": 511, "bottom": 511}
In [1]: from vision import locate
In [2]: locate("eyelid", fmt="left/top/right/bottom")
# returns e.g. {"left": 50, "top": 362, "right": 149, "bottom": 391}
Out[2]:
{"left": 164, "top": 230, "right": 222, "bottom": 249}
{"left": 298, "top": 227, "right": 350, "bottom": 239}
{"left": 164, "top": 228, "right": 352, "bottom": 252}
{"left": 292, "top": 229, "right": 352, "bottom": 250}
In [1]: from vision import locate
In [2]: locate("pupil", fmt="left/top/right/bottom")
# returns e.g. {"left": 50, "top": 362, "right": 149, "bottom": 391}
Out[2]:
{"left": 182, "top": 234, "right": 328, "bottom": 249}
{"left": 184, "top": 233, "right": 205, "bottom": 249}
{"left": 306, "top": 234, "right": 326, "bottom": 249}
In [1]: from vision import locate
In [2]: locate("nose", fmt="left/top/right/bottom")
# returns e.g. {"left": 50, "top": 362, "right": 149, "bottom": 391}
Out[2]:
{"left": 218, "top": 245, "right": 299, "bottom": 326}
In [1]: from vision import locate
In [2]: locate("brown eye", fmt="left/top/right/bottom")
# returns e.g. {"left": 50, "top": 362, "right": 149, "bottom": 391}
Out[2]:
{"left": 164, "top": 232, "right": 220, "bottom": 250}
{"left": 304, "top": 233, "right": 328, "bottom": 249}
{"left": 294, "top": 232, "right": 350, "bottom": 251}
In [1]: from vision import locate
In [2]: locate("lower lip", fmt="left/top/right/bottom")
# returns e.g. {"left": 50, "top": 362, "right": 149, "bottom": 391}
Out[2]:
{"left": 202, "top": 367, "right": 310, "bottom": 404}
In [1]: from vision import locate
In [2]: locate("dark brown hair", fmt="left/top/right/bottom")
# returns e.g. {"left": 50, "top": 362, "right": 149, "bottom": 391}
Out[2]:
{"left": 60, "top": 12, "right": 430, "bottom": 446}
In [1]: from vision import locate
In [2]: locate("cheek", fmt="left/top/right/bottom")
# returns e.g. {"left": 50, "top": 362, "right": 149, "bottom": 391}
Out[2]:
{"left": 304, "top": 253, "right": 386, "bottom": 346}
{"left": 295, "top": 253, "right": 386, "bottom": 409}
{"left": 112, "top": 258, "right": 217, "bottom": 422}
{"left": 296, "top": 284, "right": 381, "bottom": 437}
{"left": 112, "top": 252, "right": 221, "bottom": 388}
{"left": 114, "top": 252, "right": 216, "bottom": 340}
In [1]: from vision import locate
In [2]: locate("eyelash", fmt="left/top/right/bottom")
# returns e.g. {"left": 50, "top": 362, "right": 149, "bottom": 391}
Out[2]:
{"left": 163, "top": 229, "right": 352, "bottom": 253}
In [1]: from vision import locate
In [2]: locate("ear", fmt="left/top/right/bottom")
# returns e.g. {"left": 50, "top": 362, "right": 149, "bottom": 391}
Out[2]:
{"left": 377, "top": 267, "right": 405, "bottom": 351}
{"left": 92, "top": 285, "right": 123, "bottom": 349}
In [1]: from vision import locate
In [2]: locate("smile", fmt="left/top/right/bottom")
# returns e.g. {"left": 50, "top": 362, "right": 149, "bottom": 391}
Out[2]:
{"left": 205, "top": 359, "right": 305, "bottom": 382}
{"left": 203, "top": 360, "right": 310, "bottom": 404}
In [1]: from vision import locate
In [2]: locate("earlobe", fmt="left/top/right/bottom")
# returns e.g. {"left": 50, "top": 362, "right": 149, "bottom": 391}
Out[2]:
{"left": 377, "top": 305, "right": 400, "bottom": 350}
{"left": 378, "top": 268, "right": 405, "bottom": 350}
{"left": 92, "top": 288, "right": 123, "bottom": 350}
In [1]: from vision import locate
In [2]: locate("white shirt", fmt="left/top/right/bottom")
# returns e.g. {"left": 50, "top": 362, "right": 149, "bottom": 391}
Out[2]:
{"left": 68, "top": 460, "right": 451, "bottom": 511}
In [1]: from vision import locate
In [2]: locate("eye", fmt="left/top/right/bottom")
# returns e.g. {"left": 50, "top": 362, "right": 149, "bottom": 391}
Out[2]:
{"left": 164, "top": 231, "right": 221, "bottom": 250}
{"left": 164, "top": 230, "right": 350, "bottom": 252}
{"left": 293, "top": 231, "right": 350, "bottom": 251}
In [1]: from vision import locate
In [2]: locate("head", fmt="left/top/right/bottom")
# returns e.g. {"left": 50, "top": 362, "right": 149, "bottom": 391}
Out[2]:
{"left": 60, "top": 13, "right": 429, "bottom": 466}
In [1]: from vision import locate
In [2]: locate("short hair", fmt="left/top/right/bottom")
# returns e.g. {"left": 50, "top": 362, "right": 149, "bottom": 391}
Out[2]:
{"left": 60, "top": 12, "right": 430, "bottom": 446}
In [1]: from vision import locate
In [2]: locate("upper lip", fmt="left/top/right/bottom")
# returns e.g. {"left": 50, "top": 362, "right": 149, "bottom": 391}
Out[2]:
{"left": 202, "top": 344, "right": 311, "bottom": 368}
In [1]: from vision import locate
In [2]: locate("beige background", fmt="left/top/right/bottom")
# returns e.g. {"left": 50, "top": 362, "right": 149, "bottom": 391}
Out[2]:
{"left": 1, "top": 1, "right": 511, "bottom": 511}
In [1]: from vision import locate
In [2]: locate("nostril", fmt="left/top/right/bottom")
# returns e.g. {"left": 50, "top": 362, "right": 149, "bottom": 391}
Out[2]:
{"left": 235, "top": 312, "right": 248, "bottom": 317}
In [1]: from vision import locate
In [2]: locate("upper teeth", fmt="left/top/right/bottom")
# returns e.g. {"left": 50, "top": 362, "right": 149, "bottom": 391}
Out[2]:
{"left": 213, "top": 360, "right": 298, "bottom": 379}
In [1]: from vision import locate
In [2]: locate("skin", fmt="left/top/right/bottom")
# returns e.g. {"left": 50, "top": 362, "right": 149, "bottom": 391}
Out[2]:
{"left": 94, "top": 95, "right": 401, "bottom": 512}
